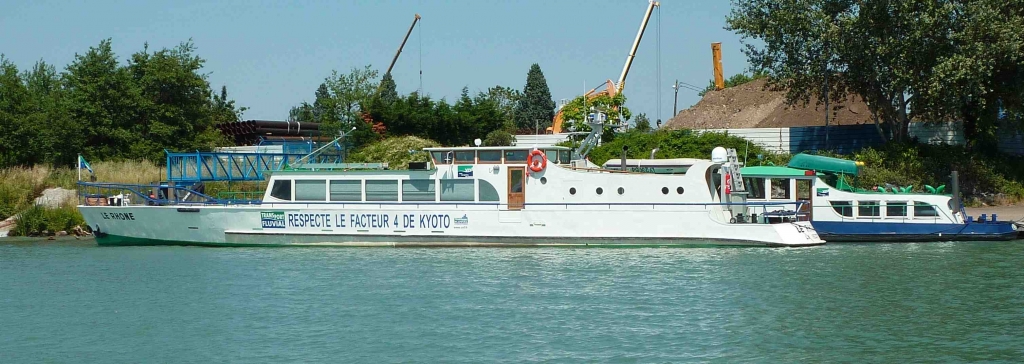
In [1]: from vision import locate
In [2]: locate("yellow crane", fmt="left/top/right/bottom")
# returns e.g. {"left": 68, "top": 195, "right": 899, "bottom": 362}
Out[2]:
{"left": 386, "top": 14, "right": 422, "bottom": 76}
{"left": 549, "top": 1, "right": 660, "bottom": 134}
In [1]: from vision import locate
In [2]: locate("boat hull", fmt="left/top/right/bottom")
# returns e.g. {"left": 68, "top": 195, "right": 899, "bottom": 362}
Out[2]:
{"left": 81, "top": 205, "right": 823, "bottom": 248}
{"left": 811, "top": 221, "right": 1019, "bottom": 242}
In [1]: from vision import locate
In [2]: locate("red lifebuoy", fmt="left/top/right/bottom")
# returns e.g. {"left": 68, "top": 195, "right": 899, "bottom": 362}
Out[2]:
{"left": 528, "top": 150, "right": 547, "bottom": 173}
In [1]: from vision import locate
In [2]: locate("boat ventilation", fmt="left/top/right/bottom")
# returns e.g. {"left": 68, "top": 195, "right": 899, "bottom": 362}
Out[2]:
{"left": 596, "top": 187, "right": 604, "bottom": 195}
{"left": 676, "top": 187, "right": 684, "bottom": 194}
{"left": 618, "top": 187, "right": 625, "bottom": 195}
{"left": 569, "top": 187, "right": 576, "bottom": 195}
{"left": 661, "top": 187, "right": 669, "bottom": 195}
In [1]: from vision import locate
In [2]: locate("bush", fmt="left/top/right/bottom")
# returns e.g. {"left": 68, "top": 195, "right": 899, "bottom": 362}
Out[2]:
{"left": 826, "top": 143, "right": 1024, "bottom": 201}
{"left": 347, "top": 136, "right": 440, "bottom": 169}
{"left": 11, "top": 205, "right": 85, "bottom": 236}
{"left": 587, "top": 129, "right": 787, "bottom": 167}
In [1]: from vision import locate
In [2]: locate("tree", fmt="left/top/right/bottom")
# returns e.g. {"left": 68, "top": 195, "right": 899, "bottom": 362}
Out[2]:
{"left": 63, "top": 39, "right": 141, "bottom": 161}
{"left": 514, "top": 64, "right": 555, "bottom": 132}
{"left": 0, "top": 56, "right": 38, "bottom": 167}
{"left": 634, "top": 113, "right": 652, "bottom": 132}
{"left": 378, "top": 73, "right": 398, "bottom": 106}
{"left": 727, "top": 0, "right": 1024, "bottom": 147}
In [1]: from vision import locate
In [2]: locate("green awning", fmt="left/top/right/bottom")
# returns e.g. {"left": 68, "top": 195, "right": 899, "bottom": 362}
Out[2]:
{"left": 741, "top": 166, "right": 817, "bottom": 178}
{"left": 786, "top": 153, "right": 860, "bottom": 175}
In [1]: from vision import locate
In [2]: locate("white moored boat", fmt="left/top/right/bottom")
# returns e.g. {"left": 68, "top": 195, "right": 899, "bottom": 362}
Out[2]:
{"left": 78, "top": 142, "right": 822, "bottom": 247}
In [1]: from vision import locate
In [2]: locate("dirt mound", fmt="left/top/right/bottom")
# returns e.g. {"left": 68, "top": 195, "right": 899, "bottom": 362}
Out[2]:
{"left": 664, "top": 79, "right": 874, "bottom": 130}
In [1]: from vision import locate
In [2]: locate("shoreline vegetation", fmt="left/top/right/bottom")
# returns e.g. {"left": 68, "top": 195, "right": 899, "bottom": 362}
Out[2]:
{"left": 4, "top": 131, "right": 1023, "bottom": 238}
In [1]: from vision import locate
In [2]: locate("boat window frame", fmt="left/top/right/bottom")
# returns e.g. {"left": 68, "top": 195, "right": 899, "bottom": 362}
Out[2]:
{"left": 293, "top": 179, "right": 327, "bottom": 202}
{"left": 477, "top": 150, "right": 502, "bottom": 164}
{"left": 743, "top": 177, "right": 767, "bottom": 199}
{"left": 913, "top": 201, "right": 939, "bottom": 218}
{"left": 329, "top": 180, "right": 363, "bottom": 202}
{"left": 402, "top": 179, "right": 437, "bottom": 202}
{"left": 830, "top": 200, "right": 854, "bottom": 217}
{"left": 365, "top": 180, "right": 400, "bottom": 202}
{"left": 886, "top": 201, "right": 908, "bottom": 218}
{"left": 454, "top": 151, "right": 476, "bottom": 164}
{"left": 857, "top": 200, "right": 881, "bottom": 218}
{"left": 431, "top": 151, "right": 454, "bottom": 165}
{"left": 769, "top": 178, "right": 792, "bottom": 200}
{"left": 440, "top": 179, "right": 475, "bottom": 202}
{"left": 504, "top": 150, "right": 529, "bottom": 164}
{"left": 269, "top": 179, "right": 292, "bottom": 201}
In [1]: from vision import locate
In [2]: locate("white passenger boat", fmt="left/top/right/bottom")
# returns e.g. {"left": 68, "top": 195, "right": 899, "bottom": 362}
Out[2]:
{"left": 77, "top": 143, "right": 822, "bottom": 247}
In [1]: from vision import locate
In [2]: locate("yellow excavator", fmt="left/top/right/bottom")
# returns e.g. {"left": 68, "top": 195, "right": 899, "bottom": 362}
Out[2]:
{"left": 548, "top": 1, "right": 660, "bottom": 134}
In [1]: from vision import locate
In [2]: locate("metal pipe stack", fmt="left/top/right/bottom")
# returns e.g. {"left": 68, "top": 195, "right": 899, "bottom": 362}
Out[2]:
{"left": 217, "top": 120, "right": 323, "bottom": 145}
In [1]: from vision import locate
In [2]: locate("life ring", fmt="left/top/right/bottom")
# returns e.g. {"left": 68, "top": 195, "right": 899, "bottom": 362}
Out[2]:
{"left": 527, "top": 150, "right": 547, "bottom": 173}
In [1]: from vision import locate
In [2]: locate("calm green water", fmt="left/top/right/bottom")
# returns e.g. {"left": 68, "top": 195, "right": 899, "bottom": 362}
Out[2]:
{"left": 1, "top": 238, "right": 1022, "bottom": 363}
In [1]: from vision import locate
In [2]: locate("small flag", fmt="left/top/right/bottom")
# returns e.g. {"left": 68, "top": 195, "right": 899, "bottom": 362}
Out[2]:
{"left": 79, "top": 155, "right": 94, "bottom": 174}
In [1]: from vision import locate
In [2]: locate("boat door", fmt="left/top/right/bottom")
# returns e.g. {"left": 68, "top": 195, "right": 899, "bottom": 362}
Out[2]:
{"left": 507, "top": 167, "right": 525, "bottom": 210}
{"left": 796, "top": 178, "right": 813, "bottom": 220}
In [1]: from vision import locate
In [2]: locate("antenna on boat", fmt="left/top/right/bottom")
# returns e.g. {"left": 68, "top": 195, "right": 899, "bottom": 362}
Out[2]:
{"left": 295, "top": 126, "right": 356, "bottom": 166}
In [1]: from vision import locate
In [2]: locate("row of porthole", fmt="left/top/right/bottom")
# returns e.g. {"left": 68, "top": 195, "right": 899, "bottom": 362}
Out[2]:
{"left": 567, "top": 186, "right": 685, "bottom": 195}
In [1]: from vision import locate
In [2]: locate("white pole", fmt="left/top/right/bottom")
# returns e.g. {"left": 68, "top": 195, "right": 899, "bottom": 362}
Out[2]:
{"left": 77, "top": 154, "right": 81, "bottom": 181}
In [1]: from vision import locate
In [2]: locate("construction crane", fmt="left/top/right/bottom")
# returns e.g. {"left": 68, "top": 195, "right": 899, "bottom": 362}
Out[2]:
{"left": 549, "top": 0, "right": 660, "bottom": 134}
{"left": 386, "top": 14, "right": 421, "bottom": 76}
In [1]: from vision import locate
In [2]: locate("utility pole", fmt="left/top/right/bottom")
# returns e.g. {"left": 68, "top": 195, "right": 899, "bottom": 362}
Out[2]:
{"left": 672, "top": 79, "right": 680, "bottom": 117}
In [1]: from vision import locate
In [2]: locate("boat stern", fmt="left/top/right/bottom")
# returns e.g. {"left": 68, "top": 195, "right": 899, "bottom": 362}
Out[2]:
{"left": 769, "top": 222, "right": 824, "bottom": 247}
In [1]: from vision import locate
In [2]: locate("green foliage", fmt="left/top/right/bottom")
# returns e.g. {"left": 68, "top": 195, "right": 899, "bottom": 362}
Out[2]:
{"left": 813, "top": 143, "right": 1024, "bottom": 201}
{"left": 727, "top": 0, "right": 1024, "bottom": 145}
{"left": 483, "top": 129, "right": 515, "bottom": 147}
{"left": 586, "top": 129, "right": 784, "bottom": 167}
{"left": 513, "top": 64, "right": 555, "bottom": 131}
{"left": 0, "top": 39, "right": 244, "bottom": 168}
{"left": 346, "top": 136, "right": 439, "bottom": 169}
{"left": 633, "top": 113, "right": 652, "bottom": 132}
{"left": 557, "top": 93, "right": 632, "bottom": 134}
{"left": 11, "top": 205, "right": 85, "bottom": 236}
{"left": 698, "top": 71, "right": 768, "bottom": 96}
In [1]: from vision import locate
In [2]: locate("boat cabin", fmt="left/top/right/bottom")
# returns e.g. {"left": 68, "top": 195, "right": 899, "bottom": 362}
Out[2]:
{"left": 741, "top": 165, "right": 958, "bottom": 224}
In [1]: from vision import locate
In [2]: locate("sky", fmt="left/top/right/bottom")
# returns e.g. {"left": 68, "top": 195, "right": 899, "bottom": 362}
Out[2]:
{"left": 1, "top": 0, "right": 753, "bottom": 125}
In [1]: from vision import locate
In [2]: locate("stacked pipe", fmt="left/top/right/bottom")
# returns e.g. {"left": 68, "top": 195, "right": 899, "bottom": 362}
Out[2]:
{"left": 216, "top": 120, "right": 323, "bottom": 145}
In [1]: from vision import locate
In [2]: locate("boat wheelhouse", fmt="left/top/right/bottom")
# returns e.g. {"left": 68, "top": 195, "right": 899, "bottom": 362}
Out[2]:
{"left": 77, "top": 145, "right": 823, "bottom": 247}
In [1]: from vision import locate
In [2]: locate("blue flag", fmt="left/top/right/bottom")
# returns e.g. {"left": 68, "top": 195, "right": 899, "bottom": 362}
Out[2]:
{"left": 79, "top": 155, "right": 94, "bottom": 174}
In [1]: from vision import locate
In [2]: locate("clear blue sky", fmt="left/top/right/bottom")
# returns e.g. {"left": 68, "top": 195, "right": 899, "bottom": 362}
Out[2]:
{"left": 1, "top": 0, "right": 752, "bottom": 124}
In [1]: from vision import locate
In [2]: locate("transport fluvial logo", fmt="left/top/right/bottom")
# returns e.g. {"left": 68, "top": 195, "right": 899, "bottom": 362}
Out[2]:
{"left": 261, "top": 211, "right": 286, "bottom": 228}
{"left": 454, "top": 214, "right": 469, "bottom": 229}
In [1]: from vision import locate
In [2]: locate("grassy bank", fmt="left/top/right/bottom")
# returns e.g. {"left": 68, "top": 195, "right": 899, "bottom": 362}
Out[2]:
{"left": 1, "top": 160, "right": 163, "bottom": 235}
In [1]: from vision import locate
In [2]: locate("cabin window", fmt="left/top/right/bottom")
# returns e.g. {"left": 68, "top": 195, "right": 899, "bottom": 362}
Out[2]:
{"left": 744, "top": 177, "right": 766, "bottom": 199}
{"left": 431, "top": 151, "right": 453, "bottom": 165}
{"left": 544, "top": 150, "right": 559, "bottom": 164}
{"left": 887, "top": 201, "right": 908, "bottom": 217}
{"left": 796, "top": 179, "right": 812, "bottom": 200}
{"left": 830, "top": 201, "right": 853, "bottom": 217}
{"left": 914, "top": 202, "right": 938, "bottom": 217}
{"left": 440, "top": 180, "right": 474, "bottom": 201}
{"left": 504, "top": 150, "right": 528, "bottom": 163}
{"left": 858, "top": 201, "right": 880, "bottom": 217}
{"left": 478, "top": 150, "right": 502, "bottom": 163}
{"left": 455, "top": 151, "right": 476, "bottom": 164}
{"left": 402, "top": 180, "right": 436, "bottom": 202}
{"left": 329, "top": 180, "right": 362, "bottom": 201}
{"left": 558, "top": 150, "right": 571, "bottom": 164}
{"left": 294, "top": 180, "right": 327, "bottom": 201}
{"left": 479, "top": 180, "right": 500, "bottom": 202}
{"left": 366, "top": 180, "right": 399, "bottom": 201}
{"left": 770, "top": 178, "right": 791, "bottom": 199}
{"left": 269, "top": 179, "right": 292, "bottom": 201}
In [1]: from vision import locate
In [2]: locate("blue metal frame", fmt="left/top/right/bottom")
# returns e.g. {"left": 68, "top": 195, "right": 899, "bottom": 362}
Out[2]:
{"left": 165, "top": 150, "right": 344, "bottom": 183}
